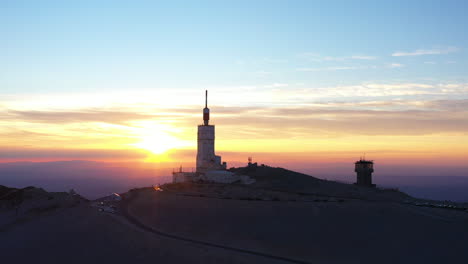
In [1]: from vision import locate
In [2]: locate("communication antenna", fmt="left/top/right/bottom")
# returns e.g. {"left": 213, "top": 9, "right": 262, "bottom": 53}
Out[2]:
{"left": 203, "top": 90, "right": 210, "bottom": 125}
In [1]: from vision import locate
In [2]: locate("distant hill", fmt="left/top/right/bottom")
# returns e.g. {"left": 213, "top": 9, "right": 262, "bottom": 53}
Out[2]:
{"left": 0, "top": 184, "right": 87, "bottom": 210}
{"left": 0, "top": 185, "right": 38, "bottom": 203}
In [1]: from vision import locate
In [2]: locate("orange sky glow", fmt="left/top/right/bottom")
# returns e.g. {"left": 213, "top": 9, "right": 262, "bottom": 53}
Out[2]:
{"left": 1, "top": 90, "right": 467, "bottom": 178}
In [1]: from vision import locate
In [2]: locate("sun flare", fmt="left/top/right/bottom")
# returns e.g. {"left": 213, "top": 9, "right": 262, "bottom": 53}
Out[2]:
{"left": 132, "top": 122, "right": 191, "bottom": 155}
{"left": 135, "top": 134, "right": 184, "bottom": 154}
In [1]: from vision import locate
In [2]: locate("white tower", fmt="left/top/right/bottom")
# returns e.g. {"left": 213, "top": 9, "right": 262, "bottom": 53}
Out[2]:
{"left": 196, "top": 90, "right": 226, "bottom": 173}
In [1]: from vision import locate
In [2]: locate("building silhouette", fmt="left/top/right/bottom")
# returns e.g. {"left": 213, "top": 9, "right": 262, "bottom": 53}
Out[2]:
{"left": 354, "top": 159, "right": 375, "bottom": 187}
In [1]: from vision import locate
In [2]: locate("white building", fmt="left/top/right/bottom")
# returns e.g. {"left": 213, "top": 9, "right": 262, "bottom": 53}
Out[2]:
{"left": 196, "top": 90, "right": 226, "bottom": 173}
{"left": 171, "top": 91, "right": 255, "bottom": 184}
{"left": 173, "top": 90, "right": 242, "bottom": 184}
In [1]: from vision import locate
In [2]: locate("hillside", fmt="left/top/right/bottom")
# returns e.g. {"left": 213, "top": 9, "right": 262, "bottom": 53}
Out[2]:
{"left": 2, "top": 166, "right": 467, "bottom": 264}
{"left": 123, "top": 182, "right": 468, "bottom": 264}
{"left": 229, "top": 164, "right": 411, "bottom": 202}
{"left": 0, "top": 185, "right": 87, "bottom": 231}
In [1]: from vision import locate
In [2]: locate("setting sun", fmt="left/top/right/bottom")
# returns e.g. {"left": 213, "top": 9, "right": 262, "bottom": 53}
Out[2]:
{"left": 135, "top": 134, "right": 185, "bottom": 154}
{"left": 132, "top": 122, "right": 192, "bottom": 155}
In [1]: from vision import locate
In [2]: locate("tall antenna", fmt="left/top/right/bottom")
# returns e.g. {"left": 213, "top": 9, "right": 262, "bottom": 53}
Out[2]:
{"left": 203, "top": 90, "right": 210, "bottom": 125}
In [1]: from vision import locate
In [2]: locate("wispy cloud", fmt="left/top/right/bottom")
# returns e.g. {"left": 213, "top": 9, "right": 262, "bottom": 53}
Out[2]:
{"left": 439, "top": 83, "right": 468, "bottom": 94}
{"left": 253, "top": 70, "right": 272, "bottom": 77}
{"left": 203, "top": 100, "right": 468, "bottom": 137}
{"left": 264, "top": 82, "right": 468, "bottom": 102}
{"left": 296, "top": 66, "right": 364, "bottom": 72}
{"left": 2, "top": 109, "right": 156, "bottom": 124}
{"left": 286, "top": 83, "right": 437, "bottom": 98}
{"left": 297, "top": 63, "right": 401, "bottom": 71}
{"left": 0, "top": 148, "right": 148, "bottom": 160}
{"left": 299, "top": 53, "right": 377, "bottom": 62}
{"left": 349, "top": 55, "right": 377, "bottom": 60}
{"left": 297, "top": 62, "right": 408, "bottom": 72}
{"left": 387, "top": 63, "right": 405, "bottom": 68}
{"left": 391, "top": 46, "right": 459, "bottom": 57}
{"left": 263, "top": 83, "right": 289, "bottom": 88}
{"left": 2, "top": 90, "right": 468, "bottom": 163}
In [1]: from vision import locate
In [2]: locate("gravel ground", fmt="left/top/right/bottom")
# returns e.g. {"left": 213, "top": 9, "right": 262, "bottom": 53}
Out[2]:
{"left": 0, "top": 204, "right": 290, "bottom": 264}
{"left": 126, "top": 187, "right": 468, "bottom": 264}
{"left": 2, "top": 183, "right": 468, "bottom": 264}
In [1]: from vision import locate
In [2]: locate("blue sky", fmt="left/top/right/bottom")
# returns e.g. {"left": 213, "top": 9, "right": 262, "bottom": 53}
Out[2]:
{"left": 1, "top": 0, "right": 467, "bottom": 95}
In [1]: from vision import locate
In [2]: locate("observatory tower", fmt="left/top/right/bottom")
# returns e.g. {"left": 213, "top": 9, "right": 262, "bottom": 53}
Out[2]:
{"left": 354, "top": 159, "right": 375, "bottom": 187}
{"left": 196, "top": 90, "right": 226, "bottom": 173}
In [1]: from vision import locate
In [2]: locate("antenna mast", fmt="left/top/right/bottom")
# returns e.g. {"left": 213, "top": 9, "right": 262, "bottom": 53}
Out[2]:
{"left": 203, "top": 90, "right": 210, "bottom": 125}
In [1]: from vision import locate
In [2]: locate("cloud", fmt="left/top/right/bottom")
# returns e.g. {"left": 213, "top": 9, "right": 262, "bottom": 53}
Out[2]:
{"left": 271, "top": 83, "right": 440, "bottom": 99}
{"left": 364, "top": 83, "right": 433, "bottom": 89}
{"left": 299, "top": 53, "right": 377, "bottom": 62}
{"left": 2, "top": 109, "right": 156, "bottom": 124}
{"left": 349, "top": 55, "right": 377, "bottom": 60}
{"left": 392, "top": 47, "right": 459, "bottom": 57}
{"left": 297, "top": 63, "right": 404, "bottom": 72}
{"left": 425, "top": 99, "right": 468, "bottom": 111}
{"left": 296, "top": 66, "right": 363, "bottom": 72}
{"left": 213, "top": 102, "right": 468, "bottom": 137}
{"left": 0, "top": 148, "right": 148, "bottom": 160}
{"left": 263, "top": 83, "right": 289, "bottom": 88}
{"left": 253, "top": 70, "right": 272, "bottom": 77}
{"left": 268, "top": 82, "right": 468, "bottom": 101}
{"left": 1, "top": 85, "right": 468, "bottom": 148}
{"left": 439, "top": 83, "right": 468, "bottom": 94}
{"left": 387, "top": 63, "right": 405, "bottom": 68}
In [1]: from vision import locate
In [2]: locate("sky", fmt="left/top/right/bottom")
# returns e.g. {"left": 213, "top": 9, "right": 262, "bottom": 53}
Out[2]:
{"left": 1, "top": 1, "right": 468, "bottom": 194}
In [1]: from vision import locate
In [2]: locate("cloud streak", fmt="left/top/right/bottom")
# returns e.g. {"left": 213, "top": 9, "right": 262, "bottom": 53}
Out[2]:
{"left": 392, "top": 47, "right": 459, "bottom": 57}
{"left": 387, "top": 63, "right": 405, "bottom": 68}
{"left": 299, "top": 53, "right": 377, "bottom": 61}
{"left": 3, "top": 98, "right": 468, "bottom": 138}
{"left": 0, "top": 85, "right": 468, "bottom": 164}
{"left": 296, "top": 66, "right": 364, "bottom": 72}
{"left": 297, "top": 63, "right": 405, "bottom": 72}
{"left": 3, "top": 109, "right": 156, "bottom": 124}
